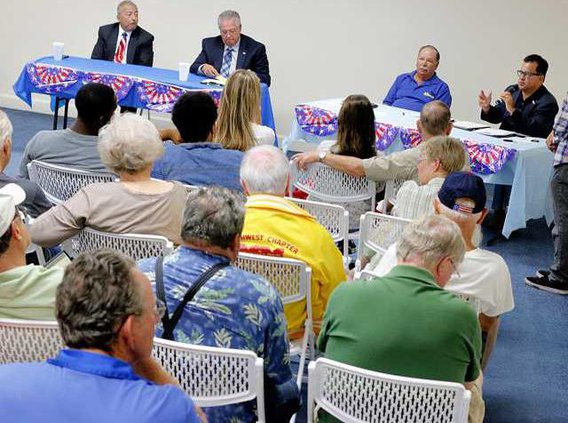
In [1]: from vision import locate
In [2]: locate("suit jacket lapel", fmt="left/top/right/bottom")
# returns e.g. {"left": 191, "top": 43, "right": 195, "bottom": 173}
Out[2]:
{"left": 108, "top": 24, "right": 120, "bottom": 61}
{"left": 126, "top": 27, "right": 139, "bottom": 64}
{"left": 213, "top": 37, "right": 225, "bottom": 71}
{"left": 236, "top": 36, "right": 248, "bottom": 70}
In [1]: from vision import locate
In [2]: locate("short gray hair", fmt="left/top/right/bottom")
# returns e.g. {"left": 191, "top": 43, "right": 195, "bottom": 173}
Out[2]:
{"left": 218, "top": 10, "right": 241, "bottom": 26}
{"left": 56, "top": 249, "right": 144, "bottom": 352}
{"left": 240, "top": 145, "right": 289, "bottom": 195}
{"left": 98, "top": 113, "right": 163, "bottom": 173}
{"left": 0, "top": 109, "right": 13, "bottom": 145}
{"left": 117, "top": 0, "right": 137, "bottom": 14}
{"left": 182, "top": 186, "right": 245, "bottom": 249}
{"left": 396, "top": 215, "right": 465, "bottom": 269}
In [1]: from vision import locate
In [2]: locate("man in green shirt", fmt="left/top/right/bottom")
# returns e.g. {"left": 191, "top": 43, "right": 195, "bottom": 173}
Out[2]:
{"left": 319, "top": 215, "right": 484, "bottom": 421}
{"left": 0, "top": 184, "right": 62, "bottom": 320}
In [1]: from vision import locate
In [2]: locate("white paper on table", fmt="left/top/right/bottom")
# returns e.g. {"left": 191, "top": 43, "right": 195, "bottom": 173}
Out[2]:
{"left": 473, "top": 128, "right": 517, "bottom": 137}
{"left": 452, "top": 121, "right": 490, "bottom": 130}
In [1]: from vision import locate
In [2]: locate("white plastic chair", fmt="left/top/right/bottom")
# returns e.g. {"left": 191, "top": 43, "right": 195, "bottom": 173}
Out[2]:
{"left": 234, "top": 252, "right": 313, "bottom": 389}
{"left": 381, "top": 178, "right": 407, "bottom": 212}
{"left": 290, "top": 161, "right": 377, "bottom": 212}
{"left": 286, "top": 138, "right": 317, "bottom": 153}
{"left": 27, "top": 160, "right": 116, "bottom": 205}
{"left": 0, "top": 319, "right": 62, "bottom": 364}
{"left": 355, "top": 212, "right": 411, "bottom": 273}
{"left": 288, "top": 197, "right": 349, "bottom": 262}
{"left": 307, "top": 358, "right": 471, "bottom": 423}
{"left": 66, "top": 228, "right": 174, "bottom": 261}
{"left": 153, "top": 338, "right": 265, "bottom": 422}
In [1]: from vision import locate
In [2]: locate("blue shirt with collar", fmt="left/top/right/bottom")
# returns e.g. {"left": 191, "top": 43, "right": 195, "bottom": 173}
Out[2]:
{"left": 152, "top": 142, "right": 244, "bottom": 192}
{"left": 0, "top": 349, "right": 200, "bottom": 423}
{"left": 383, "top": 71, "right": 452, "bottom": 112}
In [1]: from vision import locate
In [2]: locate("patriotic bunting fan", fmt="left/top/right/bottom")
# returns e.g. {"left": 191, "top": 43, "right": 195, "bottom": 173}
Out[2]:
{"left": 294, "top": 105, "right": 338, "bottom": 136}
{"left": 27, "top": 63, "right": 78, "bottom": 94}
{"left": 83, "top": 73, "right": 132, "bottom": 100}
{"left": 375, "top": 122, "right": 399, "bottom": 151}
{"left": 399, "top": 128, "right": 423, "bottom": 150}
{"left": 463, "top": 140, "right": 516, "bottom": 174}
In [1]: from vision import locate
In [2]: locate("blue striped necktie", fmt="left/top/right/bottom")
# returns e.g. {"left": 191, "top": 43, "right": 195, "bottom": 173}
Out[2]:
{"left": 220, "top": 48, "right": 234, "bottom": 78}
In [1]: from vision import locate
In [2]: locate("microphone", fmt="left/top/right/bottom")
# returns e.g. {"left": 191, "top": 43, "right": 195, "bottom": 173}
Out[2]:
{"left": 495, "top": 86, "right": 518, "bottom": 105}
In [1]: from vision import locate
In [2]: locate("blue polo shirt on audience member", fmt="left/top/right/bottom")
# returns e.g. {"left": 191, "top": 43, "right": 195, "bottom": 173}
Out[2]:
{"left": 0, "top": 349, "right": 200, "bottom": 423}
{"left": 383, "top": 71, "right": 452, "bottom": 112}
{"left": 151, "top": 142, "right": 244, "bottom": 192}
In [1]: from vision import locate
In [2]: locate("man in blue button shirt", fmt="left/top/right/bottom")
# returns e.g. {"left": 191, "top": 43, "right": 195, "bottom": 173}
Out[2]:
{"left": 0, "top": 249, "right": 203, "bottom": 423}
{"left": 383, "top": 45, "right": 452, "bottom": 112}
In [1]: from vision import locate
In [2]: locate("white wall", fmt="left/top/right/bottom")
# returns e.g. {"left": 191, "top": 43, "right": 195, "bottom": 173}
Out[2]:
{"left": 1, "top": 0, "right": 567, "bottom": 137}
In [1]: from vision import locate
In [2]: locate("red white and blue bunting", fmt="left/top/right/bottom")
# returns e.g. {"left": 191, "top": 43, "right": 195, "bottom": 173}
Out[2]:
{"left": 82, "top": 72, "right": 133, "bottom": 101}
{"left": 26, "top": 63, "right": 78, "bottom": 94}
{"left": 463, "top": 140, "right": 516, "bottom": 175}
{"left": 399, "top": 128, "right": 423, "bottom": 149}
{"left": 294, "top": 105, "right": 338, "bottom": 136}
{"left": 375, "top": 122, "right": 399, "bottom": 151}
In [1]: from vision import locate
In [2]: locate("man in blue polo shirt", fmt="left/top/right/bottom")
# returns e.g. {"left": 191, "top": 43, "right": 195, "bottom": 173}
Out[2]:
{"left": 0, "top": 249, "right": 202, "bottom": 423}
{"left": 383, "top": 45, "right": 452, "bottom": 112}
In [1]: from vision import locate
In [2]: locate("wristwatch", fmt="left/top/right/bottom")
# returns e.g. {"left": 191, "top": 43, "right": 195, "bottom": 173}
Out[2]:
{"left": 318, "top": 151, "right": 327, "bottom": 162}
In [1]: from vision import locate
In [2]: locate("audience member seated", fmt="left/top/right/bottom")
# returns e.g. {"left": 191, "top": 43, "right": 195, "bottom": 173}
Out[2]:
{"left": 383, "top": 45, "right": 452, "bottom": 112}
{"left": 370, "top": 172, "right": 514, "bottom": 369}
{"left": 29, "top": 114, "right": 186, "bottom": 247}
{"left": 239, "top": 145, "right": 346, "bottom": 337}
{"left": 19, "top": 83, "right": 117, "bottom": 178}
{"left": 215, "top": 69, "right": 275, "bottom": 151}
{"left": 139, "top": 186, "right": 300, "bottom": 422}
{"left": 319, "top": 215, "right": 484, "bottom": 423}
{"left": 389, "top": 136, "right": 466, "bottom": 219}
{"left": 0, "top": 110, "right": 51, "bottom": 217}
{"left": 0, "top": 249, "right": 202, "bottom": 422}
{"left": 314, "top": 94, "right": 378, "bottom": 230}
{"left": 152, "top": 92, "right": 243, "bottom": 191}
{"left": 294, "top": 100, "right": 460, "bottom": 183}
{"left": 0, "top": 184, "right": 62, "bottom": 320}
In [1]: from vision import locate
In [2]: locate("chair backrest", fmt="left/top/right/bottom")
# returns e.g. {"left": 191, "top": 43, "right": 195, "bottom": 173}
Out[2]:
{"left": 356, "top": 212, "right": 411, "bottom": 270}
{"left": 307, "top": 358, "right": 471, "bottom": 423}
{"left": 67, "top": 228, "right": 174, "bottom": 261}
{"left": 286, "top": 138, "right": 317, "bottom": 153}
{"left": 288, "top": 197, "right": 349, "bottom": 259}
{"left": 381, "top": 178, "right": 407, "bottom": 212}
{"left": 153, "top": 338, "right": 265, "bottom": 422}
{"left": 0, "top": 319, "right": 62, "bottom": 364}
{"left": 290, "top": 162, "right": 377, "bottom": 210}
{"left": 235, "top": 252, "right": 311, "bottom": 308}
{"left": 28, "top": 160, "right": 116, "bottom": 204}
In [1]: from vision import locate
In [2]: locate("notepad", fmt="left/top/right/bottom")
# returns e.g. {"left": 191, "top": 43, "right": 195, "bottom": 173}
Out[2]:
{"left": 452, "top": 121, "right": 490, "bottom": 131}
{"left": 473, "top": 128, "right": 518, "bottom": 138}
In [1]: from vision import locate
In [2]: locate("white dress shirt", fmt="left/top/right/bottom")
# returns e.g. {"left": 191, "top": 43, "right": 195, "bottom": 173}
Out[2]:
{"left": 114, "top": 28, "right": 132, "bottom": 64}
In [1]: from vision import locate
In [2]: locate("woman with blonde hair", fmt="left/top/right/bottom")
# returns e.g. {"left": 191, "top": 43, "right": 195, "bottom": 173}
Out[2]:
{"left": 30, "top": 113, "right": 187, "bottom": 246}
{"left": 215, "top": 69, "right": 275, "bottom": 151}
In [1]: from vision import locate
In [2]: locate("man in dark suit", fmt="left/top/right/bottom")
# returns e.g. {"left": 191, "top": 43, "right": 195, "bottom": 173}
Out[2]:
{"left": 91, "top": 1, "right": 154, "bottom": 67}
{"left": 190, "top": 10, "right": 271, "bottom": 86}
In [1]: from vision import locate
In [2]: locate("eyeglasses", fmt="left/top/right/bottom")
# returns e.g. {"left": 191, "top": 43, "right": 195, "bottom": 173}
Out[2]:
{"left": 154, "top": 299, "right": 167, "bottom": 320}
{"left": 517, "top": 70, "right": 542, "bottom": 79}
{"left": 220, "top": 28, "right": 239, "bottom": 36}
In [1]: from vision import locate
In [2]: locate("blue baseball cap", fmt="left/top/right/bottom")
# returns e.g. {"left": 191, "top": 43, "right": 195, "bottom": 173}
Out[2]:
{"left": 438, "top": 172, "right": 486, "bottom": 214}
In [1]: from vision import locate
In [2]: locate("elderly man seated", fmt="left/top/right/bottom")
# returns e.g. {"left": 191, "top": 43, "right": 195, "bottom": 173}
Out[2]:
{"left": 239, "top": 145, "right": 346, "bottom": 338}
{"left": 0, "top": 184, "right": 62, "bottom": 319}
{"left": 319, "top": 215, "right": 484, "bottom": 423}
{"left": 0, "top": 249, "right": 202, "bottom": 422}
{"left": 139, "top": 186, "right": 300, "bottom": 422}
{"left": 371, "top": 172, "right": 514, "bottom": 368}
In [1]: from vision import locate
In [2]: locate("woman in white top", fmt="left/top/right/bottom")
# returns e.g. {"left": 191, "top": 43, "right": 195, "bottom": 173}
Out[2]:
{"left": 30, "top": 114, "right": 187, "bottom": 246}
{"left": 215, "top": 69, "right": 275, "bottom": 151}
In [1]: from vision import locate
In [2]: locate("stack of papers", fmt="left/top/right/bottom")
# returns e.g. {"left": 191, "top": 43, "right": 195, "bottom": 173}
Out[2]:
{"left": 452, "top": 121, "right": 490, "bottom": 131}
{"left": 473, "top": 128, "right": 518, "bottom": 138}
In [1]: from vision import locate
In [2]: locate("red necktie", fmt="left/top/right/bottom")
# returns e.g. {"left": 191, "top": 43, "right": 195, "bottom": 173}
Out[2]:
{"left": 114, "top": 32, "right": 127, "bottom": 63}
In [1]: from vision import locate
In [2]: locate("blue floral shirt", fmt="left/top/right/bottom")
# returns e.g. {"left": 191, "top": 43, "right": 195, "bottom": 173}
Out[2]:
{"left": 139, "top": 246, "right": 299, "bottom": 422}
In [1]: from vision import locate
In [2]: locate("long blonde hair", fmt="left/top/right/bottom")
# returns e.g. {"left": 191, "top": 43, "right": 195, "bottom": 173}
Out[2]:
{"left": 215, "top": 69, "right": 261, "bottom": 152}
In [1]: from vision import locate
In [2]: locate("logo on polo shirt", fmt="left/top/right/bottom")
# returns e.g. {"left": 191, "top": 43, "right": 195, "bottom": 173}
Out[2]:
{"left": 423, "top": 92, "right": 434, "bottom": 99}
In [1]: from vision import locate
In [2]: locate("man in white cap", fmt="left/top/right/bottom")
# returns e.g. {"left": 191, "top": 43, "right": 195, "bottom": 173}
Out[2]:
{"left": 0, "top": 183, "right": 63, "bottom": 320}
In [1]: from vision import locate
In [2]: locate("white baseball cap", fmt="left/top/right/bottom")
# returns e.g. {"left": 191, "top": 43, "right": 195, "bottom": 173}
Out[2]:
{"left": 0, "top": 183, "right": 26, "bottom": 235}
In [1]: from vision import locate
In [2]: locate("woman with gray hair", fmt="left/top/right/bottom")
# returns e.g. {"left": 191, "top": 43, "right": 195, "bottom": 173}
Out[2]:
{"left": 30, "top": 114, "right": 187, "bottom": 246}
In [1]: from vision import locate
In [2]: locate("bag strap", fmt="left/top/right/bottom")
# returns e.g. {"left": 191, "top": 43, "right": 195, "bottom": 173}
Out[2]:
{"left": 160, "top": 261, "right": 229, "bottom": 340}
{"left": 154, "top": 255, "right": 169, "bottom": 329}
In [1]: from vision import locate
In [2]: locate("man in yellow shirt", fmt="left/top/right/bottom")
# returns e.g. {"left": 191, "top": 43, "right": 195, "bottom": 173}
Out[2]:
{"left": 239, "top": 145, "right": 346, "bottom": 337}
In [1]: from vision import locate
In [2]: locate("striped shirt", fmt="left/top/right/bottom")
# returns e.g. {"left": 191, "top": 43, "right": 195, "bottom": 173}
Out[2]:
{"left": 553, "top": 93, "right": 568, "bottom": 166}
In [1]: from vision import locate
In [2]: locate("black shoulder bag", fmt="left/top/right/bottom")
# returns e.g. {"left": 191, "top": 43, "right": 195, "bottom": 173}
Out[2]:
{"left": 154, "top": 256, "right": 228, "bottom": 340}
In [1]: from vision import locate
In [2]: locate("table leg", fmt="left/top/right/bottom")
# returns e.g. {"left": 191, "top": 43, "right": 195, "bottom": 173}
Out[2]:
{"left": 52, "top": 97, "right": 60, "bottom": 130}
{"left": 63, "top": 99, "right": 70, "bottom": 129}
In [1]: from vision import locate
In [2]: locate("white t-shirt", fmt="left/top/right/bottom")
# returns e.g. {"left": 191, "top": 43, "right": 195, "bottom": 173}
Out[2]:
{"left": 368, "top": 245, "right": 514, "bottom": 317}
{"left": 251, "top": 123, "right": 275, "bottom": 146}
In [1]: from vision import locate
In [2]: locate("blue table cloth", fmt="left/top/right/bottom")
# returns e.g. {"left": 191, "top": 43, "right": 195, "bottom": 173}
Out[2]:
{"left": 283, "top": 99, "right": 554, "bottom": 238}
{"left": 13, "top": 56, "right": 276, "bottom": 137}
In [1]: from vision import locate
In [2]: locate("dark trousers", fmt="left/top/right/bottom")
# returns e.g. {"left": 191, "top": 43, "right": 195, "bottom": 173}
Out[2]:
{"left": 550, "top": 164, "right": 568, "bottom": 283}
